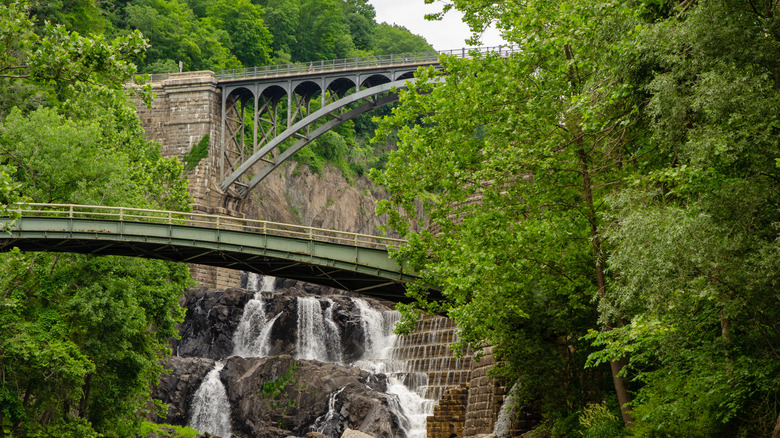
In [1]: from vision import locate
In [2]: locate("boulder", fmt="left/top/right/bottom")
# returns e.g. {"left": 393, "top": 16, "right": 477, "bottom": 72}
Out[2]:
{"left": 340, "top": 429, "right": 375, "bottom": 438}
{"left": 173, "top": 288, "right": 253, "bottom": 359}
{"left": 220, "top": 355, "right": 403, "bottom": 438}
{"left": 151, "top": 356, "right": 216, "bottom": 425}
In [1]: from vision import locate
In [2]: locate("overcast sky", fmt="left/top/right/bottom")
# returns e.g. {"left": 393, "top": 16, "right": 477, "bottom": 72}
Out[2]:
{"left": 369, "top": 0, "right": 507, "bottom": 51}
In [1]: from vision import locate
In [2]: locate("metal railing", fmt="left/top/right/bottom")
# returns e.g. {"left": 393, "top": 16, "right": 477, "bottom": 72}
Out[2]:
{"left": 7, "top": 203, "right": 405, "bottom": 249}
{"left": 214, "top": 44, "right": 519, "bottom": 81}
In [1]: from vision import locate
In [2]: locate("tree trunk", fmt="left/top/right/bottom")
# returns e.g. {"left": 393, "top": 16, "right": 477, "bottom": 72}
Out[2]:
{"left": 772, "top": 410, "right": 780, "bottom": 438}
{"left": 578, "top": 146, "right": 635, "bottom": 426}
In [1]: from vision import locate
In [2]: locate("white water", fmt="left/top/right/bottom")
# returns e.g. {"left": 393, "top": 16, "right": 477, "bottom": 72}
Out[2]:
{"left": 188, "top": 362, "right": 232, "bottom": 438}
{"left": 311, "top": 386, "right": 347, "bottom": 436}
{"left": 192, "top": 281, "right": 437, "bottom": 438}
{"left": 296, "top": 296, "right": 342, "bottom": 363}
{"left": 350, "top": 298, "right": 435, "bottom": 438}
{"left": 493, "top": 384, "right": 519, "bottom": 438}
{"left": 232, "top": 275, "right": 278, "bottom": 357}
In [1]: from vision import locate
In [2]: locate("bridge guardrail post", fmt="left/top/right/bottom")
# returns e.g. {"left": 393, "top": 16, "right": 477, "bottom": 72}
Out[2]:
{"left": 69, "top": 205, "right": 73, "bottom": 219}
{"left": 120, "top": 208, "right": 124, "bottom": 221}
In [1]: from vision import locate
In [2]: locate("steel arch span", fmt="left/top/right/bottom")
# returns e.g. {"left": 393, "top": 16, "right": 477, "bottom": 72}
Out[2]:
{"left": 219, "top": 78, "right": 420, "bottom": 197}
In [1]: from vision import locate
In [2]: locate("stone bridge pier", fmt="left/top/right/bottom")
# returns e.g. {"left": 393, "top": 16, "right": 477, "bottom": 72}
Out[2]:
{"left": 133, "top": 71, "right": 244, "bottom": 288}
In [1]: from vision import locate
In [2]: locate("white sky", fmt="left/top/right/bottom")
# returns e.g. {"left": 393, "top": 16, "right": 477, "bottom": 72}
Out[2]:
{"left": 369, "top": 0, "right": 507, "bottom": 51}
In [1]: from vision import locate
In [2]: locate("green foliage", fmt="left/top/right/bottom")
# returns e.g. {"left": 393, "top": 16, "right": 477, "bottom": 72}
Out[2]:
{"left": 260, "top": 361, "right": 300, "bottom": 400}
{"left": 202, "top": 0, "right": 273, "bottom": 67}
{"left": 0, "top": 3, "right": 194, "bottom": 436}
{"left": 183, "top": 135, "right": 210, "bottom": 171}
{"left": 372, "top": 23, "right": 432, "bottom": 54}
{"left": 374, "top": 0, "right": 780, "bottom": 434}
{"left": 578, "top": 403, "right": 624, "bottom": 438}
{"left": 137, "top": 421, "right": 199, "bottom": 437}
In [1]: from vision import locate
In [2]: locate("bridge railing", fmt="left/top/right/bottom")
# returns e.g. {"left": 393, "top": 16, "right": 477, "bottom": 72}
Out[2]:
{"left": 9, "top": 203, "right": 405, "bottom": 249}
{"left": 214, "top": 44, "right": 519, "bottom": 81}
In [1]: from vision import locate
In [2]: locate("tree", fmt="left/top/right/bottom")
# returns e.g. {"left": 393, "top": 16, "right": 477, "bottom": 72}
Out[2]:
{"left": 0, "top": 2, "right": 193, "bottom": 436}
{"left": 588, "top": 0, "right": 780, "bottom": 435}
{"left": 372, "top": 23, "right": 432, "bottom": 55}
{"left": 204, "top": 0, "right": 273, "bottom": 67}
{"left": 124, "top": 0, "right": 241, "bottom": 72}
{"left": 372, "top": 0, "right": 650, "bottom": 427}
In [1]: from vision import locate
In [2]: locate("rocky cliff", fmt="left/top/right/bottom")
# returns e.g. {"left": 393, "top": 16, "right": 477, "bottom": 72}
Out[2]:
{"left": 241, "top": 163, "right": 393, "bottom": 236}
{"left": 155, "top": 355, "right": 406, "bottom": 438}
{"left": 154, "top": 278, "right": 412, "bottom": 438}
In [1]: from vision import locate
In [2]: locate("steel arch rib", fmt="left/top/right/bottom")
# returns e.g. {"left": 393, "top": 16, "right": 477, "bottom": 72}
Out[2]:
{"left": 219, "top": 78, "right": 416, "bottom": 195}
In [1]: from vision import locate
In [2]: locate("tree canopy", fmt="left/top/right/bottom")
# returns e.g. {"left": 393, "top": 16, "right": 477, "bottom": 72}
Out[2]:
{"left": 373, "top": 0, "right": 780, "bottom": 436}
{"left": 0, "top": 2, "right": 193, "bottom": 437}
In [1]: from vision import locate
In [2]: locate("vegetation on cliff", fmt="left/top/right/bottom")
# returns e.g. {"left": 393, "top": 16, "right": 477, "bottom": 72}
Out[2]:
{"left": 373, "top": 0, "right": 780, "bottom": 436}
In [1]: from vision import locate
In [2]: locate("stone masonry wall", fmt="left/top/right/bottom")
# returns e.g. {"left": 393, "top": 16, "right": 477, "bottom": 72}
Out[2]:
{"left": 428, "top": 385, "right": 469, "bottom": 438}
{"left": 133, "top": 71, "right": 242, "bottom": 288}
{"left": 463, "top": 346, "right": 507, "bottom": 437}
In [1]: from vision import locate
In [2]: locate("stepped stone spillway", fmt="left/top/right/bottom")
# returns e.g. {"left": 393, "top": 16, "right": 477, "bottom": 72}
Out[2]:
{"left": 391, "top": 316, "right": 473, "bottom": 403}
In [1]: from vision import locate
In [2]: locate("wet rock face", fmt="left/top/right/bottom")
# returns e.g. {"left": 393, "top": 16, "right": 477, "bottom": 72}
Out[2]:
{"left": 172, "top": 281, "right": 392, "bottom": 363}
{"left": 222, "top": 355, "right": 402, "bottom": 438}
{"left": 152, "top": 356, "right": 216, "bottom": 425}
{"left": 174, "top": 287, "right": 253, "bottom": 359}
{"left": 152, "top": 355, "right": 404, "bottom": 438}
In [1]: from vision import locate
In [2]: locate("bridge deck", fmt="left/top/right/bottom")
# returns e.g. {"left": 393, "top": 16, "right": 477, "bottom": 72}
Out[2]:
{"left": 0, "top": 204, "right": 434, "bottom": 302}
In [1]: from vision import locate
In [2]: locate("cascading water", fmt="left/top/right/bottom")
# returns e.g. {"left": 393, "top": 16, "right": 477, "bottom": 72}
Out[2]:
{"left": 295, "top": 296, "right": 342, "bottom": 363}
{"left": 188, "top": 274, "right": 277, "bottom": 437}
{"left": 311, "top": 386, "right": 347, "bottom": 436}
{"left": 191, "top": 278, "right": 444, "bottom": 438}
{"left": 232, "top": 275, "right": 278, "bottom": 358}
{"left": 188, "top": 362, "right": 232, "bottom": 438}
{"left": 493, "top": 384, "right": 519, "bottom": 438}
{"left": 349, "top": 297, "right": 435, "bottom": 438}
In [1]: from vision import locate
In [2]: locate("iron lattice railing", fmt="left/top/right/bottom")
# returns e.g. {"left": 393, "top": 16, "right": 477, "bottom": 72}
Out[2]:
{"left": 7, "top": 203, "right": 405, "bottom": 249}
{"left": 214, "top": 44, "right": 519, "bottom": 81}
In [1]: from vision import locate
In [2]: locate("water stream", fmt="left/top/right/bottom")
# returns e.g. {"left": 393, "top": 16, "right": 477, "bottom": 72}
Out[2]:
{"left": 187, "top": 275, "right": 438, "bottom": 438}
{"left": 188, "top": 361, "right": 232, "bottom": 438}
{"left": 232, "top": 275, "right": 278, "bottom": 357}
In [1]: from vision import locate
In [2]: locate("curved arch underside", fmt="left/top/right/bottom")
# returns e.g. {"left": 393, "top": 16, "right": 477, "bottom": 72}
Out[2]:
{"left": 219, "top": 79, "right": 412, "bottom": 197}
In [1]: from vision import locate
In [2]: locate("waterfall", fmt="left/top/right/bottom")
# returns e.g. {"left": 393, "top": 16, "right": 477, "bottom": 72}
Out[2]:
{"left": 232, "top": 275, "right": 278, "bottom": 358}
{"left": 493, "top": 384, "right": 519, "bottom": 438}
{"left": 311, "top": 386, "right": 347, "bottom": 436}
{"left": 295, "top": 296, "right": 342, "bottom": 363}
{"left": 188, "top": 362, "right": 232, "bottom": 438}
{"left": 351, "top": 298, "right": 397, "bottom": 360}
{"left": 349, "top": 297, "right": 434, "bottom": 438}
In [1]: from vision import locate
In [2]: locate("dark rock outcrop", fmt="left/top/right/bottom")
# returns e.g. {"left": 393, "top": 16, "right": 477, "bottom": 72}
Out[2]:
{"left": 152, "top": 356, "right": 216, "bottom": 425}
{"left": 222, "top": 355, "right": 403, "bottom": 438}
{"left": 172, "top": 283, "right": 394, "bottom": 363}
{"left": 153, "top": 355, "right": 406, "bottom": 438}
{"left": 174, "top": 287, "right": 253, "bottom": 359}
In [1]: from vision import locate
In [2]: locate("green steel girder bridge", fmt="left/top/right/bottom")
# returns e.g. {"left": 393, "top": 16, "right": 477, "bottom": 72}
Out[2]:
{"left": 213, "top": 44, "right": 519, "bottom": 197}
{"left": 0, "top": 204, "right": 437, "bottom": 302}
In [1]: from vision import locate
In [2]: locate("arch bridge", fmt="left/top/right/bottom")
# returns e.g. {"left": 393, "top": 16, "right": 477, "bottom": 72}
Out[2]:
{"left": 0, "top": 204, "right": 438, "bottom": 303}
{"left": 212, "top": 45, "right": 518, "bottom": 197}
